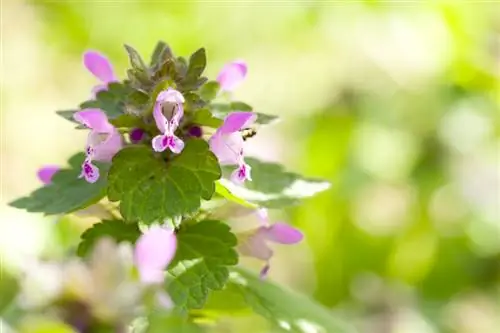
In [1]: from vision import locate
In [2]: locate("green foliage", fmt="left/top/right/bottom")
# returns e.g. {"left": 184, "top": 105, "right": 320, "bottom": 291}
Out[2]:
{"left": 107, "top": 140, "right": 221, "bottom": 223}
{"left": 228, "top": 268, "right": 356, "bottom": 333}
{"left": 221, "top": 157, "right": 330, "bottom": 208}
{"left": 165, "top": 220, "right": 238, "bottom": 311}
{"left": 9, "top": 153, "right": 108, "bottom": 215}
{"left": 80, "top": 83, "right": 133, "bottom": 119}
{"left": 211, "top": 102, "right": 279, "bottom": 125}
{"left": 146, "top": 313, "right": 205, "bottom": 333}
{"left": 191, "top": 108, "right": 224, "bottom": 128}
{"left": 77, "top": 219, "right": 141, "bottom": 256}
{"left": 198, "top": 81, "right": 220, "bottom": 102}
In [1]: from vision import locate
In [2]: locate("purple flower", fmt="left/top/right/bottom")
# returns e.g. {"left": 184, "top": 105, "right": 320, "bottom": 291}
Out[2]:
{"left": 37, "top": 166, "right": 60, "bottom": 185}
{"left": 134, "top": 226, "right": 177, "bottom": 285}
{"left": 151, "top": 89, "right": 185, "bottom": 154}
{"left": 83, "top": 50, "right": 118, "bottom": 98}
{"left": 209, "top": 112, "right": 256, "bottom": 184}
{"left": 238, "top": 209, "right": 303, "bottom": 279}
{"left": 74, "top": 109, "right": 123, "bottom": 183}
{"left": 129, "top": 128, "right": 145, "bottom": 143}
{"left": 217, "top": 61, "right": 247, "bottom": 92}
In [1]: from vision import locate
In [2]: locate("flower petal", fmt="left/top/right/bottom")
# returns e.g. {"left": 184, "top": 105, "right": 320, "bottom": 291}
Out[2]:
{"left": 90, "top": 130, "right": 123, "bottom": 162}
{"left": 134, "top": 226, "right": 177, "bottom": 284}
{"left": 209, "top": 132, "right": 244, "bottom": 165}
{"left": 262, "top": 223, "right": 303, "bottom": 244}
{"left": 80, "top": 160, "right": 100, "bottom": 183}
{"left": 230, "top": 162, "right": 252, "bottom": 184}
{"left": 218, "top": 112, "right": 256, "bottom": 135}
{"left": 153, "top": 100, "right": 168, "bottom": 134}
{"left": 83, "top": 50, "right": 116, "bottom": 83}
{"left": 74, "top": 109, "right": 113, "bottom": 133}
{"left": 37, "top": 166, "right": 60, "bottom": 185}
{"left": 238, "top": 231, "right": 273, "bottom": 261}
{"left": 152, "top": 134, "right": 168, "bottom": 152}
{"left": 217, "top": 61, "right": 247, "bottom": 92}
{"left": 157, "top": 88, "right": 185, "bottom": 104}
{"left": 168, "top": 135, "right": 185, "bottom": 154}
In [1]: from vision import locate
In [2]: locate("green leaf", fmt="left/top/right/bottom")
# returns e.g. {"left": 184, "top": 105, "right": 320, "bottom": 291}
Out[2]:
{"left": 146, "top": 313, "right": 205, "bottom": 333}
{"left": 150, "top": 41, "right": 173, "bottom": 67}
{"left": 184, "top": 92, "right": 207, "bottom": 111}
{"left": 9, "top": 153, "right": 109, "bottom": 215}
{"left": 191, "top": 108, "right": 223, "bottom": 128}
{"left": 198, "top": 81, "right": 220, "bottom": 101}
{"left": 220, "top": 158, "right": 331, "bottom": 208}
{"left": 186, "top": 48, "right": 206, "bottom": 80}
{"left": 165, "top": 220, "right": 238, "bottom": 311}
{"left": 77, "top": 220, "right": 141, "bottom": 256}
{"left": 215, "top": 181, "right": 258, "bottom": 209}
{"left": 124, "top": 44, "right": 149, "bottom": 71}
{"left": 56, "top": 109, "right": 79, "bottom": 124}
{"left": 211, "top": 102, "right": 279, "bottom": 125}
{"left": 229, "top": 267, "right": 356, "bottom": 333}
{"left": 80, "top": 83, "right": 132, "bottom": 119}
{"left": 109, "top": 114, "right": 142, "bottom": 128}
{"left": 107, "top": 140, "right": 221, "bottom": 223}
{"left": 0, "top": 271, "right": 19, "bottom": 314}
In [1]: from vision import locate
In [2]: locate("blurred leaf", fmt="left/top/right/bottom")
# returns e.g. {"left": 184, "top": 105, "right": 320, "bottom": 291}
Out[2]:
{"left": 191, "top": 108, "right": 223, "bottom": 128}
{"left": 184, "top": 92, "right": 207, "bottom": 111}
{"left": 215, "top": 181, "right": 258, "bottom": 209}
{"left": 220, "top": 158, "right": 330, "bottom": 208}
{"left": 147, "top": 313, "right": 205, "bottom": 333}
{"left": 107, "top": 140, "right": 221, "bottom": 223}
{"left": 229, "top": 268, "right": 356, "bottom": 333}
{"left": 199, "top": 81, "right": 220, "bottom": 101}
{"left": 0, "top": 272, "right": 19, "bottom": 314}
{"left": 109, "top": 114, "right": 142, "bottom": 128}
{"left": 20, "top": 319, "right": 77, "bottom": 333}
{"left": 211, "top": 102, "right": 279, "bottom": 125}
{"left": 150, "top": 41, "right": 173, "bottom": 67}
{"left": 179, "top": 48, "right": 207, "bottom": 91}
{"left": 77, "top": 219, "right": 141, "bottom": 256}
{"left": 9, "top": 153, "right": 108, "bottom": 215}
{"left": 200, "top": 282, "right": 251, "bottom": 316}
{"left": 56, "top": 109, "right": 79, "bottom": 124}
{"left": 166, "top": 220, "right": 238, "bottom": 311}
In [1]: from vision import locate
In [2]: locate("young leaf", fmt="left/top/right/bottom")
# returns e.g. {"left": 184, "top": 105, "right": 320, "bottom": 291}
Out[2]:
{"left": 198, "top": 81, "right": 220, "bottom": 101}
{"left": 80, "top": 83, "right": 132, "bottom": 119}
{"left": 150, "top": 41, "right": 173, "bottom": 67}
{"left": 77, "top": 219, "right": 141, "bottom": 256}
{"left": 56, "top": 109, "right": 79, "bottom": 124}
{"left": 179, "top": 48, "right": 207, "bottom": 91}
{"left": 9, "top": 153, "right": 109, "bottom": 215}
{"left": 220, "top": 158, "right": 331, "bottom": 208}
{"left": 191, "top": 108, "right": 223, "bottom": 128}
{"left": 107, "top": 140, "right": 221, "bottom": 223}
{"left": 165, "top": 220, "right": 238, "bottom": 311}
{"left": 229, "top": 267, "right": 356, "bottom": 333}
{"left": 124, "top": 44, "right": 149, "bottom": 72}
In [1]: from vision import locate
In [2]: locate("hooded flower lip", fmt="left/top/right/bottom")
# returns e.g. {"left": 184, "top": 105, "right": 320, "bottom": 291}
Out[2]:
{"left": 209, "top": 111, "right": 256, "bottom": 184}
{"left": 238, "top": 209, "right": 303, "bottom": 278}
{"left": 74, "top": 109, "right": 122, "bottom": 183}
{"left": 151, "top": 88, "right": 185, "bottom": 154}
{"left": 134, "top": 226, "right": 177, "bottom": 285}
{"left": 37, "top": 166, "right": 60, "bottom": 185}
{"left": 83, "top": 50, "right": 118, "bottom": 97}
{"left": 217, "top": 60, "right": 247, "bottom": 92}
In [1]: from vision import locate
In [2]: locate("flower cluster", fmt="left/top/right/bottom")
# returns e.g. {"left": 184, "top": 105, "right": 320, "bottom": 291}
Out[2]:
{"left": 9, "top": 42, "right": 322, "bottom": 331}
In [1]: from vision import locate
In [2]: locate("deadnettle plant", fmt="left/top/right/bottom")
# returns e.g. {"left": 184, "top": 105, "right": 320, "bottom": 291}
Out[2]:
{"left": 9, "top": 41, "right": 332, "bottom": 332}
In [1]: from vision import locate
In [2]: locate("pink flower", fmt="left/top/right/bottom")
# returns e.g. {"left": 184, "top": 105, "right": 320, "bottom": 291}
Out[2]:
{"left": 217, "top": 61, "right": 247, "bottom": 92}
{"left": 209, "top": 112, "right": 256, "bottom": 184}
{"left": 151, "top": 89, "right": 185, "bottom": 154}
{"left": 73, "top": 109, "right": 123, "bottom": 183}
{"left": 134, "top": 226, "right": 177, "bottom": 285}
{"left": 37, "top": 166, "right": 60, "bottom": 185}
{"left": 83, "top": 50, "right": 118, "bottom": 98}
{"left": 238, "top": 209, "right": 303, "bottom": 279}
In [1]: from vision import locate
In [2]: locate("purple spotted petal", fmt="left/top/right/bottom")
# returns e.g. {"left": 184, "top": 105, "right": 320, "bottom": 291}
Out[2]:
{"left": 80, "top": 160, "right": 100, "bottom": 183}
{"left": 209, "top": 132, "right": 244, "bottom": 165}
{"left": 74, "top": 109, "right": 113, "bottom": 133}
{"left": 134, "top": 226, "right": 177, "bottom": 285}
{"left": 153, "top": 89, "right": 185, "bottom": 134}
{"left": 153, "top": 100, "right": 169, "bottom": 134}
{"left": 152, "top": 134, "right": 168, "bottom": 152}
{"left": 262, "top": 223, "right": 303, "bottom": 244}
{"left": 37, "top": 166, "right": 60, "bottom": 185}
{"left": 230, "top": 162, "right": 252, "bottom": 184}
{"left": 89, "top": 130, "right": 123, "bottom": 162}
{"left": 83, "top": 50, "right": 116, "bottom": 83}
{"left": 168, "top": 135, "right": 185, "bottom": 154}
{"left": 217, "top": 61, "right": 247, "bottom": 92}
{"left": 218, "top": 112, "right": 256, "bottom": 135}
{"left": 151, "top": 134, "right": 184, "bottom": 154}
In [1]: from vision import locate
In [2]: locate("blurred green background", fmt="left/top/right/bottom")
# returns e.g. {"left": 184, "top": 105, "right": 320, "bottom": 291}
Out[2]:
{"left": 1, "top": 1, "right": 499, "bottom": 332}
